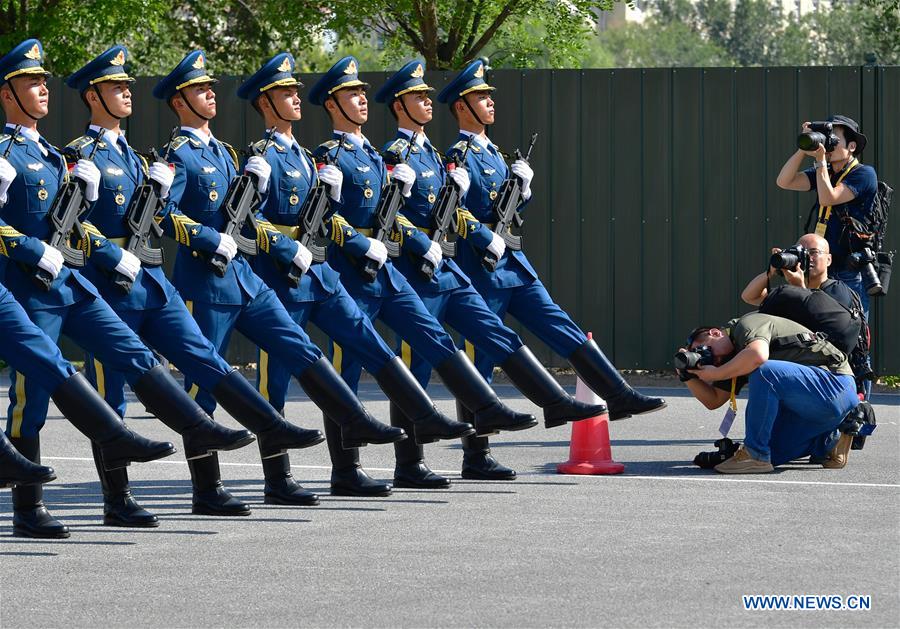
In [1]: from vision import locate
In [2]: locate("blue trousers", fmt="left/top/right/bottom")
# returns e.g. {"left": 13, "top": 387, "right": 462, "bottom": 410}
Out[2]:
{"left": 743, "top": 360, "right": 858, "bottom": 465}
{"left": 331, "top": 272, "right": 457, "bottom": 392}
{"left": 400, "top": 283, "right": 523, "bottom": 388}
{"left": 5, "top": 294, "right": 157, "bottom": 438}
{"left": 83, "top": 292, "right": 234, "bottom": 418}
{"left": 185, "top": 288, "right": 323, "bottom": 415}
{"left": 465, "top": 277, "right": 587, "bottom": 382}
{"left": 258, "top": 284, "right": 396, "bottom": 412}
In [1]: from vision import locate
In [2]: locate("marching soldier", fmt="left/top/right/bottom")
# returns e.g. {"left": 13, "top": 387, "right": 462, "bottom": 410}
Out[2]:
{"left": 436, "top": 60, "right": 667, "bottom": 451}
{"left": 0, "top": 39, "right": 253, "bottom": 537}
{"left": 64, "top": 46, "right": 332, "bottom": 519}
{"left": 151, "top": 50, "right": 414, "bottom": 503}
{"left": 308, "top": 56, "right": 599, "bottom": 487}
{"left": 374, "top": 61, "right": 608, "bottom": 480}
{"left": 237, "top": 53, "right": 475, "bottom": 495}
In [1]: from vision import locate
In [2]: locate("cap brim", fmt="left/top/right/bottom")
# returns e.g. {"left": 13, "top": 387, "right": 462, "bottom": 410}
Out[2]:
{"left": 394, "top": 84, "right": 434, "bottom": 98}
{"left": 89, "top": 73, "right": 135, "bottom": 86}
{"left": 260, "top": 77, "right": 304, "bottom": 92}
{"left": 175, "top": 75, "right": 218, "bottom": 90}
{"left": 328, "top": 79, "right": 369, "bottom": 95}
{"left": 458, "top": 84, "right": 495, "bottom": 98}
{"left": 4, "top": 67, "right": 51, "bottom": 81}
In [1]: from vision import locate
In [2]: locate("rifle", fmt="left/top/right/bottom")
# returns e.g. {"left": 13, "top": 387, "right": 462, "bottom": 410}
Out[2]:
{"left": 419, "top": 135, "right": 473, "bottom": 280}
{"left": 284, "top": 134, "right": 346, "bottom": 288}
{"left": 206, "top": 126, "right": 276, "bottom": 277}
{"left": 482, "top": 132, "right": 537, "bottom": 272}
{"left": 112, "top": 127, "right": 179, "bottom": 294}
{"left": 32, "top": 128, "right": 106, "bottom": 291}
{"left": 358, "top": 132, "right": 417, "bottom": 282}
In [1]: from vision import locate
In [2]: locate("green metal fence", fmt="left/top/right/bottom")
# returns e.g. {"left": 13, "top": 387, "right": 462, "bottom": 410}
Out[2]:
{"left": 35, "top": 66, "right": 899, "bottom": 374}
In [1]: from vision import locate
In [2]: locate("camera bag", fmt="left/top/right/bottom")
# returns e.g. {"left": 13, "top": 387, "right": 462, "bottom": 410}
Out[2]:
{"left": 759, "top": 285, "right": 861, "bottom": 356}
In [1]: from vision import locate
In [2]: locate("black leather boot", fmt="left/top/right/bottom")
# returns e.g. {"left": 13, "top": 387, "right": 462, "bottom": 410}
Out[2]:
{"left": 435, "top": 350, "right": 537, "bottom": 436}
{"left": 500, "top": 345, "right": 607, "bottom": 428}
{"left": 297, "top": 358, "right": 406, "bottom": 448}
{"left": 91, "top": 443, "right": 158, "bottom": 527}
{"left": 51, "top": 372, "right": 176, "bottom": 470}
{"left": 457, "top": 403, "right": 516, "bottom": 480}
{"left": 374, "top": 357, "right": 473, "bottom": 444}
{"left": 0, "top": 432, "right": 55, "bottom": 488}
{"left": 188, "top": 453, "right": 251, "bottom": 516}
{"left": 262, "top": 449, "right": 320, "bottom": 506}
{"left": 567, "top": 338, "right": 667, "bottom": 421}
{"left": 390, "top": 403, "right": 450, "bottom": 489}
{"left": 324, "top": 415, "right": 391, "bottom": 497}
{"left": 133, "top": 365, "right": 255, "bottom": 459}
{"left": 10, "top": 436, "right": 70, "bottom": 538}
{"left": 213, "top": 369, "right": 324, "bottom": 457}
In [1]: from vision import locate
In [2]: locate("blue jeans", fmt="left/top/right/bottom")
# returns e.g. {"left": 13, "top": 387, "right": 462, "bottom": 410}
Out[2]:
{"left": 743, "top": 360, "right": 858, "bottom": 466}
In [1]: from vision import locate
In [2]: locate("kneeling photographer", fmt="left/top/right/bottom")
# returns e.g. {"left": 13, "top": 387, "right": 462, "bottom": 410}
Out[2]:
{"left": 741, "top": 233, "right": 873, "bottom": 397}
{"left": 676, "top": 312, "right": 858, "bottom": 474}
{"left": 776, "top": 115, "right": 889, "bottom": 319}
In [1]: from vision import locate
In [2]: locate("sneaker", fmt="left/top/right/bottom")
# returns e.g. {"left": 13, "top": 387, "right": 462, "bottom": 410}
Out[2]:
{"left": 823, "top": 433, "right": 853, "bottom": 469}
{"left": 714, "top": 446, "right": 774, "bottom": 474}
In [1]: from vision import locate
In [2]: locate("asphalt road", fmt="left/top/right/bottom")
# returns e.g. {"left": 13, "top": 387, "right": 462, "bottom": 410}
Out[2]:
{"left": 0, "top": 378, "right": 897, "bottom": 628}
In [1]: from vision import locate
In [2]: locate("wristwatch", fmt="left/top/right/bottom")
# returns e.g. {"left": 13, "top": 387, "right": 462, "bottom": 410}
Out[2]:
{"left": 814, "top": 161, "right": 827, "bottom": 170}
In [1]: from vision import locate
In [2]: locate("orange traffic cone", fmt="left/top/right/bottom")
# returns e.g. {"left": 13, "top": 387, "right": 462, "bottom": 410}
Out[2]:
{"left": 557, "top": 336, "right": 625, "bottom": 475}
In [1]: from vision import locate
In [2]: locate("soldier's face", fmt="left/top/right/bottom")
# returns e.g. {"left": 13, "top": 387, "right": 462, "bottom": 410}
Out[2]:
{"left": 400, "top": 92, "right": 432, "bottom": 123}
{"left": 459, "top": 91, "right": 494, "bottom": 125}
{"left": 6, "top": 75, "right": 49, "bottom": 118}
{"left": 93, "top": 81, "right": 132, "bottom": 117}
{"left": 267, "top": 86, "right": 301, "bottom": 121}
{"left": 181, "top": 83, "right": 217, "bottom": 118}
{"left": 333, "top": 87, "right": 368, "bottom": 124}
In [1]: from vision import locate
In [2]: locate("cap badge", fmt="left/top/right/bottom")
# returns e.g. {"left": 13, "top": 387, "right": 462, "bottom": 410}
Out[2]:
{"left": 192, "top": 54, "right": 205, "bottom": 70}
{"left": 344, "top": 59, "right": 357, "bottom": 75}
{"left": 277, "top": 57, "right": 292, "bottom": 73}
{"left": 25, "top": 44, "right": 41, "bottom": 60}
{"left": 474, "top": 63, "right": 484, "bottom": 78}
{"left": 411, "top": 64, "right": 424, "bottom": 78}
{"left": 111, "top": 50, "right": 126, "bottom": 66}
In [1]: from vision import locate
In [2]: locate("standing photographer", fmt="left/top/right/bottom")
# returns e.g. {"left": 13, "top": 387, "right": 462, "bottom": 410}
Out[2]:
{"left": 776, "top": 115, "right": 878, "bottom": 317}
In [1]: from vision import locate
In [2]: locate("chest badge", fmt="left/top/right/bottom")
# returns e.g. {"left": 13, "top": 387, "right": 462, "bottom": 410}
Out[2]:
{"left": 289, "top": 193, "right": 299, "bottom": 206}
{"left": 37, "top": 188, "right": 48, "bottom": 201}
{"left": 106, "top": 167, "right": 124, "bottom": 176}
{"left": 489, "top": 190, "right": 498, "bottom": 200}
{"left": 114, "top": 193, "right": 126, "bottom": 206}
{"left": 363, "top": 187, "right": 373, "bottom": 199}
{"left": 27, "top": 163, "right": 43, "bottom": 171}
{"left": 209, "top": 189, "right": 219, "bottom": 202}
{"left": 427, "top": 192, "right": 436, "bottom": 204}
{"left": 483, "top": 168, "right": 495, "bottom": 175}
{"left": 202, "top": 166, "right": 216, "bottom": 174}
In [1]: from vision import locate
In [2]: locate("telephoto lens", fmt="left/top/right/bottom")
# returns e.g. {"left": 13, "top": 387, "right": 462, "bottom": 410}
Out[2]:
{"left": 797, "top": 131, "right": 826, "bottom": 152}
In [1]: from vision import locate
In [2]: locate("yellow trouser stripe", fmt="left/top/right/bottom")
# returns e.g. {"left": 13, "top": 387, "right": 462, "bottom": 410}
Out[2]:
{"left": 401, "top": 341, "right": 412, "bottom": 368}
{"left": 93, "top": 359, "right": 106, "bottom": 398}
{"left": 332, "top": 343, "right": 343, "bottom": 374}
{"left": 108, "top": 237, "right": 128, "bottom": 246}
{"left": 465, "top": 340, "right": 476, "bottom": 363}
{"left": 188, "top": 383, "right": 200, "bottom": 399}
{"left": 259, "top": 350, "right": 270, "bottom": 401}
{"left": 185, "top": 300, "right": 193, "bottom": 316}
{"left": 11, "top": 372, "right": 26, "bottom": 438}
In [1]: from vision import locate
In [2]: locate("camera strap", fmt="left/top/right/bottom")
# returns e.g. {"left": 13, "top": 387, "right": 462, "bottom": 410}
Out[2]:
{"left": 718, "top": 378, "right": 738, "bottom": 437}
{"left": 813, "top": 158, "right": 859, "bottom": 237}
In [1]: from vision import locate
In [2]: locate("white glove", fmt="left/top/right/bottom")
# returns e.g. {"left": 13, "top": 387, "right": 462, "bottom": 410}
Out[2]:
{"left": 114, "top": 249, "right": 141, "bottom": 281}
{"left": 245, "top": 156, "right": 271, "bottom": 193}
{"left": 72, "top": 159, "right": 101, "bottom": 202}
{"left": 447, "top": 166, "right": 470, "bottom": 197}
{"left": 0, "top": 156, "right": 17, "bottom": 205}
{"left": 364, "top": 237, "right": 388, "bottom": 267}
{"left": 487, "top": 232, "right": 506, "bottom": 260}
{"left": 37, "top": 243, "right": 64, "bottom": 279}
{"left": 318, "top": 164, "right": 343, "bottom": 201}
{"left": 149, "top": 161, "right": 174, "bottom": 199}
{"left": 510, "top": 159, "right": 534, "bottom": 200}
{"left": 391, "top": 163, "right": 416, "bottom": 197}
{"left": 423, "top": 240, "right": 442, "bottom": 269}
{"left": 292, "top": 241, "right": 313, "bottom": 274}
{"left": 215, "top": 233, "right": 238, "bottom": 262}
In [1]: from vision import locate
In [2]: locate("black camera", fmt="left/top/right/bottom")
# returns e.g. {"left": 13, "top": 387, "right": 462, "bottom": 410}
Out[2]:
{"left": 674, "top": 345, "right": 715, "bottom": 370}
{"left": 693, "top": 437, "right": 741, "bottom": 469}
{"left": 846, "top": 246, "right": 884, "bottom": 295}
{"left": 770, "top": 245, "right": 810, "bottom": 273}
{"left": 798, "top": 121, "right": 840, "bottom": 152}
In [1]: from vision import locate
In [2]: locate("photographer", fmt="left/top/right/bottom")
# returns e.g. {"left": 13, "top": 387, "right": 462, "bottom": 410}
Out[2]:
{"left": 677, "top": 313, "right": 858, "bottom": 473}
{"left": 776, "top": 115, "right": 878, "bottom": 317}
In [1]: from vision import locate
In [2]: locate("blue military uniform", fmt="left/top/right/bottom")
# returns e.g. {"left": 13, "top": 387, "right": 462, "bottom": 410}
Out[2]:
{"left": 437, "top": 60, "right": 666, "bottom": 422}
{"left": 0, "top": 40, "right": 158, "bottom": 439}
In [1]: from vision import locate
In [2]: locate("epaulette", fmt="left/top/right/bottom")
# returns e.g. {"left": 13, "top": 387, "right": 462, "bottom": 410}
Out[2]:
{"left": 220, "top": 141, "right": 240, "bottom": 169}
{"left": 385, "top": 138, "right": 409, "bottom": 155}
{"left": 317, "top": 139, "right": 340, "bottom": 153}
{"left": 0, "top": 134, "right": 10, "bottom": 146}
{"left": 167, "top": 136, "right": 191, "bottom": 152}
{"left": 450, "top": 140, "right": 468, "bottom": 152}
{"left": 66, "top": 135, "right": 95, "bottom": 152}
{"left": 254, "top": 138, "right": 284, "bottom": 153}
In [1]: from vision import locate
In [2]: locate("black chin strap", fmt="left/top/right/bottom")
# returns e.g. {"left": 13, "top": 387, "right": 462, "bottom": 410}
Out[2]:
{"left": 398, "top": 96, "right": 428, "bottom": 127}
{"left": 8, "top": 83, "right": 38, "bottom": 121}
{"left": 329, "top": 93, "right": 364, "bottom": 126}
{"left": 264, "top": 91, "right": 292, "bottom": 122}
{"left": 460, "top": 95, "right": 489, "bottom": 127}
{"left": 91, "top": 85, "right": 121, "bottom": 120}
{"left": 178, "top": 89, "right": 211, "bottom": 121}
